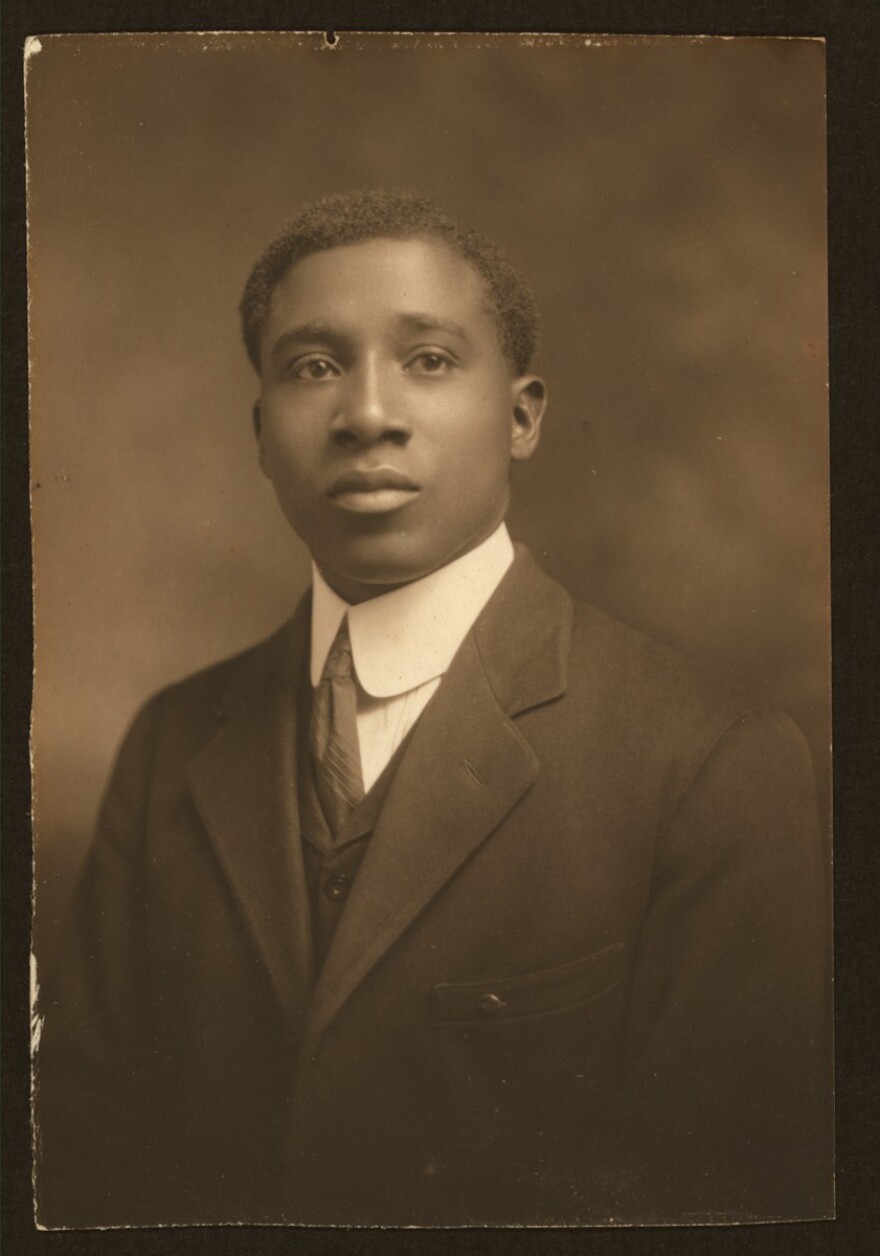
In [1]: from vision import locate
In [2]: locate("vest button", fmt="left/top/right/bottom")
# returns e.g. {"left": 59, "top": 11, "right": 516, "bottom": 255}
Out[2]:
{"left": 479, "top": 992, "right": 506, "bottom": 1016}
{"left": 324, "top": 872, "right": 350, "bottom": 901}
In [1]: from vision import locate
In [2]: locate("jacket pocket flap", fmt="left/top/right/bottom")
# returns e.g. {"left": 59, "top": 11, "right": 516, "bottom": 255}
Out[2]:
{"left": 431, "top": 943, "right": 624, "bottom": 1024}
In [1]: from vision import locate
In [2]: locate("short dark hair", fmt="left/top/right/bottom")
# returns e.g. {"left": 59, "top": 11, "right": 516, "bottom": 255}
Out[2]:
{"left": 239, "top": 188, "right": 539, "bottom": 375}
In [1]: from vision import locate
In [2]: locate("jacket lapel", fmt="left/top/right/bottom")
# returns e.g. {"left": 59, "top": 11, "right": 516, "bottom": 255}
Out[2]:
{"left": 303, "top": 549, "right": 573, "bottom": 1047}
{"left": 186, "top": 600, "right": 314, "bottom": 1040}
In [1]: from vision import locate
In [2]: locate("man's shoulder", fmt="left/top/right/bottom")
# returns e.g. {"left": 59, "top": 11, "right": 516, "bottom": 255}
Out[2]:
{"left": 163, "top": 622, "right": 292, "bottom": 705}
{"left": 570, "top": 597, "right": 737, "bottom": 702}
{"left": 552, "top": 593, "right": 816, "bottom": 816}
{"left": 562, "top": 593, "right": 766, "bottom": 757}
{"left": 490, "top": 548, "right": 758, "bottom": 732}
{"left": 126, "top": 611, "right": 304, "bottom": 753}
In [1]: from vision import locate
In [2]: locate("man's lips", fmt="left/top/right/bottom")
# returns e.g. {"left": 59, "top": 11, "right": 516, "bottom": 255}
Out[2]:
{"left": 328, "top": 466, "right": 420, "bottom": 514}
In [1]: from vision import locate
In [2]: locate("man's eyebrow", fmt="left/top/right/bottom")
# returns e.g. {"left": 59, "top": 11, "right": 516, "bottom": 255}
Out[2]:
{"left": 268, "top": 314, "right": 473, "bottom": 361}
{"left": 394, "top": 313, "right": 472, "bottom": 342}
{"left": 269, "top": 323, "right": 343, "bottom": 358}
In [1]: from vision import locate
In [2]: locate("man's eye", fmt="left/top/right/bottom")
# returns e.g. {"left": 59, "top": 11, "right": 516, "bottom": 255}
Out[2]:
{"left": 408, "top": 352, "right": 453, "bottom": 375}
{"left": 290, "top": 357, "right": 338, "bottom": 381}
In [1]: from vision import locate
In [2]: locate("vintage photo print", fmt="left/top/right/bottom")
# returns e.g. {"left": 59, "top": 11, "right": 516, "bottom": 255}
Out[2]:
{"left": 27, "top": 31, "right": 832, "bottom": 1228}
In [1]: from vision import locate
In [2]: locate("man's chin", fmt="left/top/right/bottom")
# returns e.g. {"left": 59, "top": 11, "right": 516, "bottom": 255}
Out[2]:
{"left": 312, "top": 543, "right": 446, "bottom": 604}
{"left": 308, "top": 520, "right": 503, "bottom": 603}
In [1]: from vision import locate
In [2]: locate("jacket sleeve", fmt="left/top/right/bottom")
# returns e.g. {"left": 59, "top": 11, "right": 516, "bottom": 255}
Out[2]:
{"left": 615, "top": 706, "right": 832, "bottom": 1221}
{"left": 35, "top": 694, "right": 165, "bottom": 1228}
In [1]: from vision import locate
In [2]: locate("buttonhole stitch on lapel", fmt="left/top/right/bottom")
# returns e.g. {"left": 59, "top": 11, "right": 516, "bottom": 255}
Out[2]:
{"left": 460, "top": 758, "right": 487, "bottom": 786}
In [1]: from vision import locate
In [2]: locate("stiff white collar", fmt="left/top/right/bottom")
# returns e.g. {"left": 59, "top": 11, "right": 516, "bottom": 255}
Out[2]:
{"left": 309, "top": 524, "right": 515, "bottom": 697}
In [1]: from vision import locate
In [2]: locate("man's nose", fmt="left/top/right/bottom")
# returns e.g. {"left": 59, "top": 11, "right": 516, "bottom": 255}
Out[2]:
{"left": 330, "top": 361, "right": 411, "bottom": 446}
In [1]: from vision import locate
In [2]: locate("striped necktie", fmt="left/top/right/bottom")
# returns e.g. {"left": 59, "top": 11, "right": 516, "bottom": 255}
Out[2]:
{"left": 310, "top": 616, "right": 364, "bottom": 838}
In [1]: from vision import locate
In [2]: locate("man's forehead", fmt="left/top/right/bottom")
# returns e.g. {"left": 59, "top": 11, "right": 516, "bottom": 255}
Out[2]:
{"left": 266, "top": 236, "right": 497, "bottom": 331}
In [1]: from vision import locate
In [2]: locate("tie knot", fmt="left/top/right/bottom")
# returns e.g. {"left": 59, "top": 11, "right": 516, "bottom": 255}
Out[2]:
{"left": 322, "top": 618, "right": 356, "bottom": 682}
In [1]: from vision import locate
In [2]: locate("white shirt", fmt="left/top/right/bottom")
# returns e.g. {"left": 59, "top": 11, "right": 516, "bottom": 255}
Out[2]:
{"left": 310, "top": 524, "right": 515, "bottom": 791}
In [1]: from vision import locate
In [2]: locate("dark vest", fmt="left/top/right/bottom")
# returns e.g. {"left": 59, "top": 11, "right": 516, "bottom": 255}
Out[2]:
{"left": 296, "top": 672, "right": 412, "bottom": 970}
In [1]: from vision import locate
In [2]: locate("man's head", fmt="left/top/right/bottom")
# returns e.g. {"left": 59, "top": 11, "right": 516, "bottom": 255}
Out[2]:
{"left": 241, "top": 189, "right": 546, "bottom": 603}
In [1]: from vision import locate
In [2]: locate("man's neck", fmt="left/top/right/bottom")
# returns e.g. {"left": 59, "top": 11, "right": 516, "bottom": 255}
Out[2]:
{"left": 314, "top": 523, "right": 510, "bottom": 606}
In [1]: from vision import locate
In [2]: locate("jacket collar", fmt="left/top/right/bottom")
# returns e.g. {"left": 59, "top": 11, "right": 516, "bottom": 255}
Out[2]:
{"left": 473, "top": 542, "right": 573, "bottom": 717}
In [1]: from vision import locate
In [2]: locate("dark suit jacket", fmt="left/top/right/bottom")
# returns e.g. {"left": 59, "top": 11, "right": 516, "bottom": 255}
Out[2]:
{"left": 36, "top": 548, "right": 832, "bottom": 1227}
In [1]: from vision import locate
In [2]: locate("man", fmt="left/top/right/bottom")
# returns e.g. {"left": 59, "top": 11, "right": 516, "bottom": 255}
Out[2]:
{"left": 36, "top": 189, "right": 831, "bottom": 1228}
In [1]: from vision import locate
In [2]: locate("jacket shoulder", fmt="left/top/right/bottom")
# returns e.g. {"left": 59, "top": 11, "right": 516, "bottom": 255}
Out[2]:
{"left": 152, "top": 621, "right": 288, "bottom": 711}
{"left": 562, "top": 597, "right": 797, "bottom": 809}
{"left": 569, "top": 598, "right": 745, "bottom": 714}
{"left": 499, "top": 549, "right": 762, "bottom": 747}
{"left": 112, "top": 613, "right": 303, "bottom": 777}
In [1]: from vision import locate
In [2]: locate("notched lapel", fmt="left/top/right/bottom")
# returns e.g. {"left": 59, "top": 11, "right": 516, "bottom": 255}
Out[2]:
{"left": 304, "top": 550, "right": 573, "bottom": 1047}
{"left": 186, "top": 608, "right": 313, "bottom": 1038}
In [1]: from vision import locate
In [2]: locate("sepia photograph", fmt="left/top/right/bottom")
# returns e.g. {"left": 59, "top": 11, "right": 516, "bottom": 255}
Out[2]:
{"left": 27, "top": 31, "right": 832, "bottom": 1228}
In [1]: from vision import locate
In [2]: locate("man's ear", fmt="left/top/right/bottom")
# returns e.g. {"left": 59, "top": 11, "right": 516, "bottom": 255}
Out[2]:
{"left": 509, "top": 376, "right": 546, "bottom": 462}
{"left": 253, "top": 401, "right": 268, "bottom": 473}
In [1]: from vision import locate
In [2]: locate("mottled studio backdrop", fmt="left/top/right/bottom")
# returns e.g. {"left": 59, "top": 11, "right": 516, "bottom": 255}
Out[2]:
{"left": 28, "top": 33, "right": 828, "bottom": 962}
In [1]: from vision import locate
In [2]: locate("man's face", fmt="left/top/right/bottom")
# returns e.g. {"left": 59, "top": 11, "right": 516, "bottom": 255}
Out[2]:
{"left": 255, "top": 236, "right": 544, "bottom": 603}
